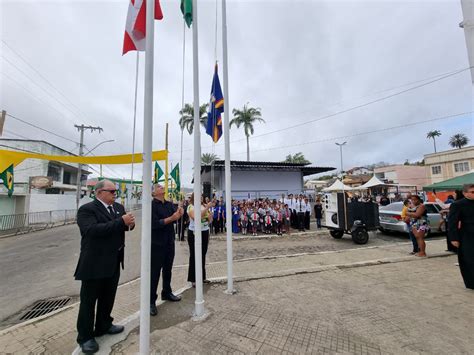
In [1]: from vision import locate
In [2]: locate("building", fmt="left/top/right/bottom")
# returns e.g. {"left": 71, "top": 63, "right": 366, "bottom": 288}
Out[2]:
{"left": 200, "top": 160, "right": 334, "bottom": 200}
{"left": 373, "top": 164, "right": 428, "bottom": 190}
{"left": 0, "top": 139, "right": 90, "bottom": 214}
{"left": 304, "top": 179, "right": 331, "bottom": 191}
{"left": 342, "top": 174, "right": 372, "bottom": 188}
{"left": 345, "top": 167, "right": 373, "bottom": 176}
{"left": 424, "top": 146, "right": 474, "bottom": 185}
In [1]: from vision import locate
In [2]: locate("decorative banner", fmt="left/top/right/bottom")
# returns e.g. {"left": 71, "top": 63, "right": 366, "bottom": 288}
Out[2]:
{"left": 0, "top": 149, "right": 168, "bottom": 173}
{"left": 154, "top": 161, "right": 164, "bottom": 184}
{"left": 170, "top": 163, "right": 180, "bottom": 192}
{"left": 0, "top": 164, "right": 14, "bottom": 197}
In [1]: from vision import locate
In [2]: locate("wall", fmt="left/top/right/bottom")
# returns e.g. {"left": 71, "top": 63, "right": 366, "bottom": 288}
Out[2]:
{"left": 374, "top": 165, "right": 428, "bottom": 189}
{"left": 29, "top": 194, "right": 76, "bottom": 212}
{"left": 218, "top": 170, "right": 303, "bottom": 199}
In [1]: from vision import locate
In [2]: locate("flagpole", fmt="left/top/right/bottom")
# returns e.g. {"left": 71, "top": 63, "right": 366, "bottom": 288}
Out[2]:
{"left": 139, "top": 0, "right": 155, "bottom": 352}
{"left": 222, "top": 0, "right": 234, "bottom": 294}
{"left": 192, "top": 0, "right": 205, "bottom": 318}
{"left": 130, "top": 51, "right": 140, "bottom": 209}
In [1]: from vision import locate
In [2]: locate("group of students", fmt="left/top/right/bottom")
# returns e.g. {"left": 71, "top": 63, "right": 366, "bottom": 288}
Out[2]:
{"left": 202, "top": 193, "right": 315, "bottom": 236}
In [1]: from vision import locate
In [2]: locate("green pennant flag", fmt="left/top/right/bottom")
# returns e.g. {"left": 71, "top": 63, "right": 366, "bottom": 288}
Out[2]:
{"left": 180, "top": 0, "right": 192, "bottom": 28}
{"left": 0, "top": 164, "right": 14, "bottom": 197}
{"left": 154, "top": 161, "right": 164, "bottom": 183}
{"left": 170, "top": 163, "right": 180, "bottom": 192}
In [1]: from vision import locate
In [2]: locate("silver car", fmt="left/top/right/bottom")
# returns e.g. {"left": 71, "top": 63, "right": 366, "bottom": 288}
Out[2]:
{"left": 378, "top": 202, "right": 442, "bottom": 235}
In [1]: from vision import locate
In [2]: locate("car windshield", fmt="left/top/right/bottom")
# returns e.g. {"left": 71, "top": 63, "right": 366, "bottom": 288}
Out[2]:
{"left": 379, "top": 202, "right": 403, "bottom": 212}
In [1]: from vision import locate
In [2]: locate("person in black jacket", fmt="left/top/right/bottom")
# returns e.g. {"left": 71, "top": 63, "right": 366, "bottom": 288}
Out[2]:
{"left": 74, "top": 180, "right": 135, "bottom": 354}
{"left": 150, "top": 184, "right": 184, "bottom": 316}
{"left": 448, "top": 184, "right": 474, "bottom": 290}
{"left": 314, "top": 198, "right": 323, "bottom": 229}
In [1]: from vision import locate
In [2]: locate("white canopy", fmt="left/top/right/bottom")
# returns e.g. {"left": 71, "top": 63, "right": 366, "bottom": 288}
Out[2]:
{"left": 351, "top": 175, "right": 386, "bottom": 190}
{"left": 322, "top": 179, "right": 352, "bottom": 191}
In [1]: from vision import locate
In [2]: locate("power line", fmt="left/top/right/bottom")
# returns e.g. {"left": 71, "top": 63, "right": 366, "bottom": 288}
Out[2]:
{"left": 229, "top": 111, "right": 473, "bottom": 156}
{"left": 2, "top": 40, "right": 87, "bottom": 121}
{"left": 177, "top": 66, "right": 472, "bottom": 153}
{"left": 4, "top": 112, "right": 79, "bottom": 144}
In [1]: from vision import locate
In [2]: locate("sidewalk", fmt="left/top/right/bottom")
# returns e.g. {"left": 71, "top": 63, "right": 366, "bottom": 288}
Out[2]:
{"left": 0, "top": 239, "right": 469, "bottom": 354}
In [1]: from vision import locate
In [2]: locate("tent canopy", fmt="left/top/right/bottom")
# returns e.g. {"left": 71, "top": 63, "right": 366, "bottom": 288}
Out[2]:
{"left": 423, "top": 171, "right": 474, "bottom": 191}
{"left": 350, "top": 175, "right": 387, "bottom": 190}
{"left": 322, "top": 179, "right": 352, "bottom": 191}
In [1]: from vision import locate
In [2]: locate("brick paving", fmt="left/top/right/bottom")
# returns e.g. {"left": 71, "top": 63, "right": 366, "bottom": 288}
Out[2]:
{"left": 1, "top": 238, "right": 472, "bottom": 354}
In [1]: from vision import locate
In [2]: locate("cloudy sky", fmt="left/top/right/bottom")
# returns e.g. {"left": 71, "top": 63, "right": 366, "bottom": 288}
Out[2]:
{"left": 1, "top": 0, "right": 473, "bottom": 186}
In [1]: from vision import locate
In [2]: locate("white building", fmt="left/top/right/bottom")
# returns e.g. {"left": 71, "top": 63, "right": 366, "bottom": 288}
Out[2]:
{"left": 0, "top": 139, "right": 90, "bottom": 215}
{"left": 200, "top": 160, "right": 334, "bottom": 200}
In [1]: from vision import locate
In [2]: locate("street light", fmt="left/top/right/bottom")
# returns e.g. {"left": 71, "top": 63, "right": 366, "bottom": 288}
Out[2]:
{"left": 84, "top": 140, "right": 115, "bottom": 178}
{"left": 335, "top": 141, "right": 347, "bottom": 176}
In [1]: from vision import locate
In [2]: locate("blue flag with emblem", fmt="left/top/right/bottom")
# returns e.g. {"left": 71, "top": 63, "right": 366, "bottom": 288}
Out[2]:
{"left": 206, "top": 63, "right": 224, "bottom": 143}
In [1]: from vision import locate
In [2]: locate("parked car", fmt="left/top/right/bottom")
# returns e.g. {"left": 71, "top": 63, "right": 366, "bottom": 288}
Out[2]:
{"left": 378, "top": 201, "right": 442, "bottom": 235}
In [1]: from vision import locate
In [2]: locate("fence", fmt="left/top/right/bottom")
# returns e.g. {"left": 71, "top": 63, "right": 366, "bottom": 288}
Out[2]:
{"left": 0, "top": 205, "right": 143, "bottom": 237}
{"left": 0, "top": 210, "right": 77, "bottom": 236}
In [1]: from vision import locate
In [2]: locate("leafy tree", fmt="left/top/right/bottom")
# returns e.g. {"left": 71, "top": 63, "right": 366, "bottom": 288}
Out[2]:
{"left": 201, "top": 153, "right": 219, "bottom": 165}
{"left": 283, "top": 152, "right": 310, "bottom": 164}
{"left": 449, "top": 133, "right": 469, "bottom": 149}
{"left": 179, "top": 103, "right": 209, "bottom": 135}
{"left": 230, "top": 103, "right": 265, "bottom": 161}
{"left": 426, "top": 130, "right": 441, "bottom": 153}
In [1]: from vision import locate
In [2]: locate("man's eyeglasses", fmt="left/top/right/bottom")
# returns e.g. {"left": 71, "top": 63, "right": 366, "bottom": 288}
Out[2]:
{"left": 100, "top": 189, "right": 117, "bottom": 194}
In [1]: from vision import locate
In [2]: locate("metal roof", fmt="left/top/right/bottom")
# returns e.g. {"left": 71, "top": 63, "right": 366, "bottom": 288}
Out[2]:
{"left": 201, "top": 160, "right": 335, "bottom": 176}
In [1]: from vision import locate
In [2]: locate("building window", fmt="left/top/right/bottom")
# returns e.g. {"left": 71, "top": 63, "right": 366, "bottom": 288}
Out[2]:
{"left": 431, "top": 166, "right": 441, "bottom": 175}
{"left": 47, "top": 163, "right": 61, "bottom": 182}
{"left": 453, "top": 162, "right": 470, "bottom": 173}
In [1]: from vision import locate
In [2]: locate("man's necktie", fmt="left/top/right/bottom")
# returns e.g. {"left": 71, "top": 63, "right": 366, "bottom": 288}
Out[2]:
{"left": 108, "top": 206, "right": 115, "bottom": 218}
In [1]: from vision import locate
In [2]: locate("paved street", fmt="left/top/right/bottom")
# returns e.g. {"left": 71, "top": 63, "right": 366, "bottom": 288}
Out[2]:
{"left": 0, "top": 213, "right": 444, "bottom": 328}
{"left": 114, "top": 254, "right": 473, "bottom": 354}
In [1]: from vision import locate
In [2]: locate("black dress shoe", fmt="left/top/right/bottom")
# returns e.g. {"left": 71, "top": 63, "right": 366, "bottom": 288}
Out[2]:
{"left": 162, "top": 293, "right": 181, "bottom": 302}
{"left": 106, "top": 324, "right": 124, "bottom": 335}
{"left": 150, "top": 304, "right": 158, "bottom": 316}
{"left": 80, "top": 338, "right": 99, "bottom": 354}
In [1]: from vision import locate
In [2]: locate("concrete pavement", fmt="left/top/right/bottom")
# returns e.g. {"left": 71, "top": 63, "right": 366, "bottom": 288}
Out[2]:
{"left": 1, "top": 236, "right": 471, "bottom": 354}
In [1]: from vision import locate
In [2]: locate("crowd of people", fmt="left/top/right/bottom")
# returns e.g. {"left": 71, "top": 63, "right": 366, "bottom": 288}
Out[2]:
{"left": 175, "top": 193, "right": 319, "bottom": 238}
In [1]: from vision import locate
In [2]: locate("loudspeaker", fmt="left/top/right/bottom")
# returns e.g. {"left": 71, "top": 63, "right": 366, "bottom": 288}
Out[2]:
{"left": 323, "top": 193, "right": 340, "bottom": 228}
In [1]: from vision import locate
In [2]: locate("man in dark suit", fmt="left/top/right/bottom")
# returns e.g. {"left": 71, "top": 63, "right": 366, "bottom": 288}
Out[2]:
{"left": 150, "top": 183, "right": 183, "bottom": 316}
{"left": 74, "top": 179, "right": 135, "bottom": 353}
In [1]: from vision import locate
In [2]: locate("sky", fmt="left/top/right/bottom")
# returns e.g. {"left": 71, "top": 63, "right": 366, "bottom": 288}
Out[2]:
{"left": 1, "top": 0, "right": 473, "bottom": 187}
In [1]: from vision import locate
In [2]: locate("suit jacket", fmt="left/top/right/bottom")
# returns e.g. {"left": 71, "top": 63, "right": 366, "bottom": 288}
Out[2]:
{"left": 74, "top": 199, "right": 132, "bottom": 280}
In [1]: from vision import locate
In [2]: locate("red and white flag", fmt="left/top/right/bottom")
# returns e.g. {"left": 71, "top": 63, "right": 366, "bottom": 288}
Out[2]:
{"left": 123, "top": 0, "right": 163, "bottom": 55}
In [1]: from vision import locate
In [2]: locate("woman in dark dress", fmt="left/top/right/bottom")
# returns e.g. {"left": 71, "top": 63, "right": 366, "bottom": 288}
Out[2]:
{"left": 448, "top": 184, "right": 474, "bottom": 290}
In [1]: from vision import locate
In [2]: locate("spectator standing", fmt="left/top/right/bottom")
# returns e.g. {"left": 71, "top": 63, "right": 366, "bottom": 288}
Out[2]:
{"left": 314, "top": 199, "right": 323, "bottom": 229}
{"left": 448, "top": 184, "right": 474, "bottom": 290}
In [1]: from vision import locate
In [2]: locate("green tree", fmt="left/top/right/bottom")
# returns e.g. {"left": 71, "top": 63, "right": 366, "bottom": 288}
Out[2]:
{"left": 449, "top": 133, "right": 469, "bottom": 149}
{"left": 426, "top": 130, "right": 441, "bottom": 153}
{"left": 179, "top": 103, "right": 209, "bottom": 135}
{"left": 230, "top": 103, "right": 265, "bottom": 161}
{"left": 201, "top": 153, "right": 219, "bottom": 165}
{"left": 283, "top": 152, "right": 310, "bottom": 164}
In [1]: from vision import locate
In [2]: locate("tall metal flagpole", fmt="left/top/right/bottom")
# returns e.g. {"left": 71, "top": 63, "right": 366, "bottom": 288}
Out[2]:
{"left": 139, "top": 0, "right": 155, "bottom": 352}
{"left": 130, "top": 52, "right": 140, "bottom": 208}
{"left": 192, "top": 0, "right": 205, "bottom": 318}
{"left": 222, "top": 0, "right": 234, "bottom": 294}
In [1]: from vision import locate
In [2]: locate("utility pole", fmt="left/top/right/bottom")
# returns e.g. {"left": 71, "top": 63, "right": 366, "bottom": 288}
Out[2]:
{"left": 335, "top": 142, "right": 347, "bottom": 177}
{"left": 165, "top": 123, "right": 169, "bottom": 200}
{"left": 75, "top": 124, "right": 103, "bottom": 211}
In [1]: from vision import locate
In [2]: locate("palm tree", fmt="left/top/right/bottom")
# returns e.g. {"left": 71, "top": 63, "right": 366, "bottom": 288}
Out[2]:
{"left": 283, "top": 152, "right": 310, "bottom": 164}
{"left": 201, "top": 153, "right": 219, "bottom": 165}
{"left": 426, "top": 130, "right": 441, "bottom": 153}
{"left": 179, "top": 103, "right": 209, "bottom": 134}
{"left": 449, "top": 133, "right": 469, "bottom": 149}
{"left": 230, "top": 103, "right": 265, "bottom": 161}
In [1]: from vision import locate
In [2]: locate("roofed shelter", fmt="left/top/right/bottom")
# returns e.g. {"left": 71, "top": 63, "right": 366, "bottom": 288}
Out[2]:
{"left": 200, "top": 160, "right": 334, "bottom": 200}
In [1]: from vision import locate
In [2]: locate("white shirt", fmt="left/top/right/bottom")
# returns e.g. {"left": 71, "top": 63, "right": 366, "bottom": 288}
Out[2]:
{"left": 97, "top": 197, "right": 114, "bottom": 211}
{"left": 296, "top": 199, "right": 307, "bottom": 213}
